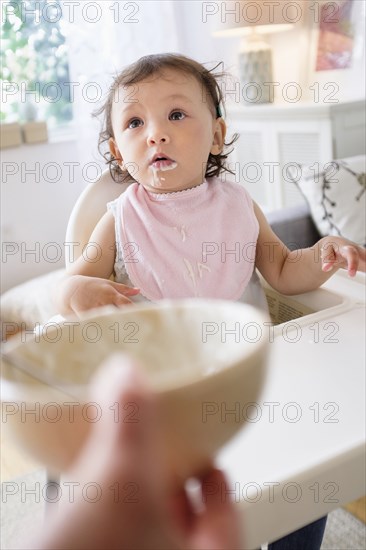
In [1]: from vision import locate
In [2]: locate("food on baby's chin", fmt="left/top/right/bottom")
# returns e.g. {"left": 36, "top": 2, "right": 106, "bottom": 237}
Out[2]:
{"left": 150, "top": 161, "right": 178, "bottom": 188}
{"left": 151, "top": 160, "right": 178, "bottom": 172}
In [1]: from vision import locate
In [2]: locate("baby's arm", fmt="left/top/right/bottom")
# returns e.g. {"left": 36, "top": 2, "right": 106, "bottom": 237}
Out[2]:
{"left": 56, "top": 211, "right": 140, "bottom": 316}
{"left": 253, "top": 202, "right": 365, "bottom": 295}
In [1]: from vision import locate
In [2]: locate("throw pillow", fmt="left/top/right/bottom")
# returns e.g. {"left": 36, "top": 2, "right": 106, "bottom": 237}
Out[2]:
{"left": 288, "top": 155, "right": 365, "bottom": 246}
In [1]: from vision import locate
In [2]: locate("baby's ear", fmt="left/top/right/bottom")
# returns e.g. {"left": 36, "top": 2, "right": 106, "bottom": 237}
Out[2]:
{"left": 210, "top": 118, "right": 227, "bottom": 155}
{"left": 109, "top": 138, "right": 124, "bottom": 166}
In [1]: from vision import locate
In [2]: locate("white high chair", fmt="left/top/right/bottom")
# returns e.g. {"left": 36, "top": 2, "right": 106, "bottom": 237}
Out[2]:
{"left": 65, "top": 169, "right": 131, "bottom": 269}
{"left": 45, "top": 169, "right": 130, "bottom": 509}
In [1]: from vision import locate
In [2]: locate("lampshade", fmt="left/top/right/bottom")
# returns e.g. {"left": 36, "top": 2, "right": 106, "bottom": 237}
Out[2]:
{"left": 212, "top": 0, "right": 297, "bottom": 37}
{"left": 210, "top": 1, "right": 300, "bottom": 105}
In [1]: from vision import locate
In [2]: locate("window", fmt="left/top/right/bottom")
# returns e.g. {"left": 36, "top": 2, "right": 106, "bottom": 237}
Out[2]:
{"left": 1, "top": 0, "right": 72, "bottom": 128}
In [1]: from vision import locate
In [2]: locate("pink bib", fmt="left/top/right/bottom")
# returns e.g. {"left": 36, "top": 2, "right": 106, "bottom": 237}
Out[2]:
{"left": 115, "top": 177, "right": 259, "bottom": 301}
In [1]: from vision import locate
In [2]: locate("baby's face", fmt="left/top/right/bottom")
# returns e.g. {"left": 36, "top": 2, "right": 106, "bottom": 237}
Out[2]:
{"left": 109, "top": 69, "right": 226, "bottom": 193}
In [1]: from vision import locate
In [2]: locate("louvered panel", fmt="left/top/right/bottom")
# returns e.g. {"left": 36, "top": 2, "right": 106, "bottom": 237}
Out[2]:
{"left": 230, "top": 132, "right": 267, "bottom": 205}
{"left": 278, "top": 133, "right": 320, "bottom": 208}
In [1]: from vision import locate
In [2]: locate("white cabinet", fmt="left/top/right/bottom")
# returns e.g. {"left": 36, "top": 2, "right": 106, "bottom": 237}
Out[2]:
{"left": 226, "top": 100, "right": 365, "bottom": 211}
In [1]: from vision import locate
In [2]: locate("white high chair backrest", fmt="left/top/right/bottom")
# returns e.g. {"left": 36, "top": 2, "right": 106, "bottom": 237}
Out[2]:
{"left": 65, "top": 169, "right": 131, "bottom": 269}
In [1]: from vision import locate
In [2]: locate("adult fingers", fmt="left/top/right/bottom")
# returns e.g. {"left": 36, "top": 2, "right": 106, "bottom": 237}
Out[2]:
{"left": 190, "top": 468, "right": 241, "bottom": 550}
{"left": 89, "top": 354, "right": 153, "bottom": 447}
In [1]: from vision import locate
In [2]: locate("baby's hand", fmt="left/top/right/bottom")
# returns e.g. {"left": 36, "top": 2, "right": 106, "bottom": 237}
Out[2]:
{"left": 66, "top": 275, "right": 140, "bottom": 316}
{"left": 320, "top": 237, "right": 366, "bottom": 277}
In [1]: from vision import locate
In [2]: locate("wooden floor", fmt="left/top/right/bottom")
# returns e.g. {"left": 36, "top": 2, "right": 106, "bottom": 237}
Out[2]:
{"left": 344, "top": 497, "right": 366, "bottom": 524}
{"left": 1, "top": 430, "right": 365, "bottom": 524}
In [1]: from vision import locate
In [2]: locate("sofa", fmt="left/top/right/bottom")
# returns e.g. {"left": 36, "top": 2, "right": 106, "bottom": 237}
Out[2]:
{"left": 267, "top": 203, "right": 321, "bottom": 250}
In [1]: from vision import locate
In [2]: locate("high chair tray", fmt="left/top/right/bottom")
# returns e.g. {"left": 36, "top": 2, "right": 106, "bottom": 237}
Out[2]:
{"left": 218, "top": 270, "right": 365, "bottom": 548}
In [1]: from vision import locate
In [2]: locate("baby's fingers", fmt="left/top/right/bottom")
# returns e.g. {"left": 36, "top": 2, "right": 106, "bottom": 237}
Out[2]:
{"left": 113, "top": 292, "right": 136, "bottom": 307}
{"left": 322, "top": 243, "right": 361, "bottom": 277}
{"left": 321, "top": 242, "right": 338, "bottom": 273}
{"left": 356, "top": 246, "right": 366, "bottom": 272}
{"left": 339, "top": 245, "right": 360, "bottom": 277}
{"left": 111, "top": 282, "right": 140, "bottom": 296}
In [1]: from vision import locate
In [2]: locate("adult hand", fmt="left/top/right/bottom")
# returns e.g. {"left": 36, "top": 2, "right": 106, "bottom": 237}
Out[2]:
{"left": 33, "top": 354, "right": 241, "bottom": 550}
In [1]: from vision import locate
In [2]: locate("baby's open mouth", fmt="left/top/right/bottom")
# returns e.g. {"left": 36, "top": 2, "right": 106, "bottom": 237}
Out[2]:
{"left": 150, "top": 156, "right": 178, "bottom": 172}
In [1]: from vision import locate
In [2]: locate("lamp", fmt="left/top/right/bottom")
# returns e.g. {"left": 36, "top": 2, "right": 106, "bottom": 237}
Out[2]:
{"left": 212, "top": 0, "right": 296, "bottom": 104}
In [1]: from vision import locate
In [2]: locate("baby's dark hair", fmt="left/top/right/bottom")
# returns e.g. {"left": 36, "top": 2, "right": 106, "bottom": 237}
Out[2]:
{"left": 93, "top": 53, "right": 239, "bottom": 183}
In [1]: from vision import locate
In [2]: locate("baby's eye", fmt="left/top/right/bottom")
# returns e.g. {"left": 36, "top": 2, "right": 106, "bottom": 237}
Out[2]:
{"left": 169, "top": 111, "right": 185, "bottom": 121}
{"left": 128, "top": 118, "right": 143, "bottom": 129}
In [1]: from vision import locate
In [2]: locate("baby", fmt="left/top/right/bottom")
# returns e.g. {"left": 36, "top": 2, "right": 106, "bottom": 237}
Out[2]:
{"left": 55, "top": 53, "right": 365, "bottom": 550}
{"left": 56, "top": 53, "right": 365, "bottom": 317}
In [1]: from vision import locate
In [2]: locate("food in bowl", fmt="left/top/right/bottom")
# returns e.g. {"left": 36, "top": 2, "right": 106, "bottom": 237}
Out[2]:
{"left": 1, "top": 299, "right": 269, "bottom": 479}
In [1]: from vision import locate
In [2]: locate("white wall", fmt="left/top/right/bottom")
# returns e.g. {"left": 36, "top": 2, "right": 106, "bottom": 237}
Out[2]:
{"left": 173, "top": 1, "right": 241, "bottom": 78}
{"left": 174, "top": 0, "right": 365, "bottom": 103}
{"left": 1, "top": 0, "right": 364, "bottom": 292}
{"left": 0, "top": 140, "right": 95, "bottom": 293}
{"left": 269, "top": 0, "right": 366, "bottom": 103}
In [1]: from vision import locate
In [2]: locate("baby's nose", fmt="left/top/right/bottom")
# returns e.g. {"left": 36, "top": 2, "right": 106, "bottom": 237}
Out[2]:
{"left": 147, "top": 127, "right": 170, "bottom": 146}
